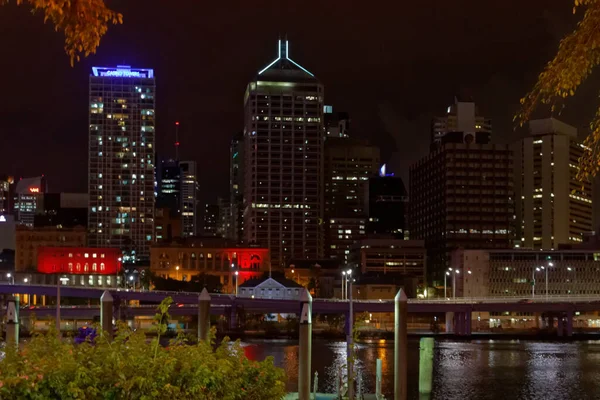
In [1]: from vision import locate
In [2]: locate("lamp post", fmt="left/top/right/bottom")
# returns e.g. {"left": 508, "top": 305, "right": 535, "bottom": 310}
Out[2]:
{"left": 452, "top": 269, "right": 460, "bottom": 299}
{"left": 291, "top": 269, "right": 300, "bottom": 284}
{"left": 341, "top": 271, "right": 347, "bottom": 300}
{"left": 234, "top": 270, "right": 239, "bottom": 296}
{"left": 533, "top": 267, "right": 541, "bottom": 298}
{"left": 24, "top": 278, "right": 30, "bottom": 306}
{"left": 6, "top": 273, "right": 13, "bottom": 285}
{"left": 542, "top": 262, "right": 553, "bottom": 300}
{"left": 56, "top": 276, "right": 69, "bottom": 336}
{"left": 175, "top": 265, "right": 180, "bottom": 280}
{"left": 345, "top": 269, "right": 352, "bottom": 301}
{"left": 129, "top": 275, "right": 135, "bottom": 291}
{"left": 444, "top": 271, "right": 450, "bottom": 299}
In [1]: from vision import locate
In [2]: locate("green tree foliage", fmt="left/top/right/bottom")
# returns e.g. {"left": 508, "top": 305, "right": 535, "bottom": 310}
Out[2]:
{"left": 0, "top": 297, "right": 287, "bottom": 399}
{"left": 518, "top": 0, "right": 600, "bottom": 181}
{"left": 0, "top": 0, "right": 122, "bottom": 65}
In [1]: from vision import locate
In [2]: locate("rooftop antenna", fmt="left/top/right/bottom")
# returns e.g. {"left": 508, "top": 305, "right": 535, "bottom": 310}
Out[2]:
{"left": 174, "top": 121, "right": 180, "bottom": 161}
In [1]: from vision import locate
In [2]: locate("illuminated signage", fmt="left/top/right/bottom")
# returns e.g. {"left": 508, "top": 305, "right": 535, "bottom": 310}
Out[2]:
{"left": 29, "top": 187, "right": 40, "bottom": 193}
{"left": 92, "top": 66, "right": 154, "bottom": 79}
{"left": 0, "top": 215, "right": 5, "bottom": 222}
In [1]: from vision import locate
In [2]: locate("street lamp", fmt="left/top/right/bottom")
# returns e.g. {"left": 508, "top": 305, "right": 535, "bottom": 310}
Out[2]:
{"left": 345, "top": 269, "right": 352, "bottom": 301}
{"left": 6, "top": 273, "right": 13, "bottom": 285}
{"left": 56, "top": 276, "right": 69, "bottom": 336}
{"left": 291, "top": 269, "right": 300, "bottom": 284}
{"left": 175, "top": 265, "right": 180, "bottom": 280}
{"left": 342, "top": 271, "right": 347, "bottom": 300}
{"left": 533, "top": 267, "right": 541, "bottom": 298}
{"left": 234, "top": 270, "right": 239, "bottom": 296}
{"left": 444, "top": 271, "right": 450, "bottom": 299}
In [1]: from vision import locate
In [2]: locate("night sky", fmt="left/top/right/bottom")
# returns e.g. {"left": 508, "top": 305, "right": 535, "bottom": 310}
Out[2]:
{"left": 0, "top": 0, "right": 596, "bottom": 207}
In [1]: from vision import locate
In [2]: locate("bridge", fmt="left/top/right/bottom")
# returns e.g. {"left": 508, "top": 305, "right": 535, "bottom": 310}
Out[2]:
{"left": 3, "top": 284, "right": 600, "bottom": 336}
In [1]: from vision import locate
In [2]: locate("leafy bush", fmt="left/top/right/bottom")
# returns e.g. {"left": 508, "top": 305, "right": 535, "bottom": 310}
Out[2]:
{"left": 0, "top": 297, "right": 287, "bottom": 399}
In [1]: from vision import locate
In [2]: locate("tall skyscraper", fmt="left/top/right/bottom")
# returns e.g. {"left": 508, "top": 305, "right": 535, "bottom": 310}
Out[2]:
{"left": 410, "top": 117, "right": 514, "bottom": 285}
{"left": 203, "top": 203, "right": 219, "bottom": 237}
{"left": 158, "top": 159, "right": 181, "bottom": 216}
{"left": 179, "top": 161, "right": 198, "bottom": 237}
{"left": 243, "top": 39, "right": 324, "bottom": 268}
{"left": 324, "top": 137, "right": 380, "bottom": 262}
{"left": 513, "top": 118, "right": 593, "bottom": 249}
{"left": 230, "top": 132, "right": 244, "bottom": 243}
{"left": 0, "top": 175, "right": 13, "bottom": 216}
{"left": 324, "top": 106, "right": 350, "bottom": 138}
{"left": 432, "top": 97, "right": 492, "bottom": 147}
{"left": 88, "top": 65, "right": 156, "bottom": 263}
{"left": 366, "top": 170, "right": 409, "bottom": 239}
{"left": 13, "top": 176, "right": 47, "bottom": 227}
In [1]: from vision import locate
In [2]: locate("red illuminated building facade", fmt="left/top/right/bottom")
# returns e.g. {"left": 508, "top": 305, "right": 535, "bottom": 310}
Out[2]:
{"left": 37, "top": 247, "right": 122, "bottom": 275}
{"left": 150, "top": 237, "right": 271, "bottom": 293}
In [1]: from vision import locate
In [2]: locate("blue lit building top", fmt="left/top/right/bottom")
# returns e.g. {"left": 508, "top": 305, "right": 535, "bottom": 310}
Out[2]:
{"left": 91, "top": 65, "right": 154, "bottom": 78}
{"left": 257, "top": 39, "right": 316, "bottom": 81}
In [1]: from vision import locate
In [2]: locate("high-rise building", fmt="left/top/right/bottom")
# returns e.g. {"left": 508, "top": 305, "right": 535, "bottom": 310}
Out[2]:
{"left": 243, "top": 39, "right": 324, "bottom": 268}
{"left": 432, "top": 97, "right": 492, "bottom": 147}
{"left": 410, "top": 141, "right": 514, "bottom": 286}
{"left": 324, "top": 137, "right": 380, "bottom": 262}
{"left": 0, "top": 175, "right": 14, "bottom": 215}
{"left": 88, "top": 65, "right": 156, "bottom": 263}
{"left": 13, "top": 176, "right": 47, "bottom": 227}
{"left": 324, "top": 106, "right": 350, "bottom": 138}
{"left": 203, "top": 203, "right": 219, "bottom": 237}
{"left": 154, "top": 206, "right": 182, "bottom": 242}
{"left": 366, "top": 169, "right": 409, "bottom": 239}
{"left": 513, "top": 118, "right": 593, "bottom": 249}
{"left": 158, "top": 159, "right": 181, "bottom": 216}
{"left": 180, "top": 161, "right": 198, "bottom": 237}
{"left": 230, "top": 132, "right": 244, "bottom": 243}
{"left": 34, "top": 193, "right": 88, "bottom": 228}
{"left": 217, "top": 197, "right": 231, "bottom": 238}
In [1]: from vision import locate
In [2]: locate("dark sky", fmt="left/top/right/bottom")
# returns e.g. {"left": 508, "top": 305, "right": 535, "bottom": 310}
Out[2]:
{"left": 0, "top": 0, "right": 595, "bottom": 207}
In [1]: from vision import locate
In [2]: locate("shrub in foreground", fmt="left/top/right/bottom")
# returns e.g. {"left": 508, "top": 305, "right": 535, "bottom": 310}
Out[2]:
{"left": 0, "top": 297, "right": 287, "bottom": 399}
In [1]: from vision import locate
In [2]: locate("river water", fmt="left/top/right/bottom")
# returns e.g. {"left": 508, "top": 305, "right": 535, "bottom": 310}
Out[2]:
{"left": 241, "top": 338, "right": 600, "bottom": 399}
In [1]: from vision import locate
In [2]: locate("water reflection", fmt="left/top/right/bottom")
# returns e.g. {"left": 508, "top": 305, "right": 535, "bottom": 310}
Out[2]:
{"left": 243, "top": 338, "right": 600, "bottom": 399}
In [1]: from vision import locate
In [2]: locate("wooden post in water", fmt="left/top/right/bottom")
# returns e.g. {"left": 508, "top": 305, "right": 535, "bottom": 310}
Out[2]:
{"left": 298, "top": 289, "right": 313, "bottom": 400}
{"left": 198, "top": 288, "right": 211, "bottom": 342}
{"left": 394, "top": 289, "right": 408, "bottom": 400}
{"left": 100, "top": 290, "right": 113, "bottom": 341}
{"left": 419, "top": 337, "right": 434, "bottom": 395}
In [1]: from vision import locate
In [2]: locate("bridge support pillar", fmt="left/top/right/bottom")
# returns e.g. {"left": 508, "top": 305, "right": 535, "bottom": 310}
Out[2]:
{"left": 566, "top": 311, "right": 574, "bottom": 337}
{"left": 557, "top": 316, "right": 564, "bottom": 337}
{"left": 534, "top": 313, "right": 541, "bottom": 329}
{"left": 198, "top": 288, "right": 211, "bottom": 342}
{"left": 445, "top": 312, "right": 454, "bottom": 334}
{"left": 229, "top": 304, "right": 238, "bottom": 330}
{"left": 464, "top": 312, "right": 472, "bottom": 336}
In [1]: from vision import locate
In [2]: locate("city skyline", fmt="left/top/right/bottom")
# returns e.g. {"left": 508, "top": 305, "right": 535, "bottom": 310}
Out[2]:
{"left": 0, "top": 1, "right": 591, "bottom": 208}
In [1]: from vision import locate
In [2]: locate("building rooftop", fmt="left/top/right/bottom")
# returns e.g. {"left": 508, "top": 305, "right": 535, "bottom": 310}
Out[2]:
{"left": 529, "top": 118, "right": 577, "bottom": 138}
{"left": 254, "top": 39, "right": 318, "bottom": 83}
{"left": 239, "top": 275, "right": 303, "bottom": 289}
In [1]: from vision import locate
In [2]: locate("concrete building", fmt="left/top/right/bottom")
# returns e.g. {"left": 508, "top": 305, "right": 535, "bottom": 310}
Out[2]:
{"left": 238, "top": 276, "right": 303, "bottom": 300}
{"left": 324, "top": 137, "right": 380, "bottom": 262}
{"left": 14, "top": 176, "right": 47, "bottom": 227}
{"left": 410, "top": 142, "right": 514, "bottom": 286}
{"left": 154, "top": 206, "right": 182, "bottom": 242}
{"left": 324, "top": 106, "right": 350, "bottom": 138}
{"left": 0, "top": 214, "right": 15, "bottom": 251}
{"left": 0, "top": 174, "right": 13, "bottom": 215}
{"left": 203, "top": 204, "right": 219, "bottom": 237}
{"left": 157, "top": 159, "right": 181, "bottom": 218}
{"left": 229, "top": 132, "right": 244, "bottom": 243}
{"left": 513, "top": 118, "right": 593, "bottom": 249}
{"left": 352, "top": 238, "right": 426, "bottom": 293}
{"left": 179, "top": 161, "right": 198, "bottom": 237}
{"left": 150, "top": 237, "right": 270, "bottom": 293}
{"left": 88, "top": 65, "right": 156, "bottom": 263}
{"left": 243, "top": 39, "right": 324, "bottom": 267}
{"left": 15, "top": 225, "right": 86, "bottom": 271}
{"left": 34, "top": 193, "right": 88, "bottom": 228}
{"left": 452, "top": 248, "right": 600, "bottom": 297}
{"left": 366, "top": 172, "right": 409, "bottom": 239}
{"left": 431, "top": 97, "right": 491, "bottom": 147}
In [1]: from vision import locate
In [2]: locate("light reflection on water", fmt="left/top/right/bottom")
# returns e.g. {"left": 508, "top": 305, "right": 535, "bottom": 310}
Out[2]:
{"left": 241, "top": 338, "right": 600, "bottom": 399}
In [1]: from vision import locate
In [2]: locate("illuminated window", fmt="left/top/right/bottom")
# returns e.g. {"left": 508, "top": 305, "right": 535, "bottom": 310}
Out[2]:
{"left": 100, "top": 263, "right": 105, "bottom": 272}
{"left": 68, "top": 253, "right": 73, "bottom": 258}
{"left": 76, "top": 263, "right": 81, "bottom": 272}
{"left": 101, "top": 253, "right": 105, "bottom": 258}
{"left": 84, "top": 263, "right": 89, "bottom": 272}
{"left": 92, "top": 263, "right": 97, "bottom": 272}
{"left": 92, "top": 253, "right": 97, "bottom": 258}
{"left": 84, "top": 253, "right": 89, "bottom": 258}
{"left": 207, "top": 253, "right": 212, "bottom": 259}
{"left": 68, "top": 263, "right": 73, "bottom": 272}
